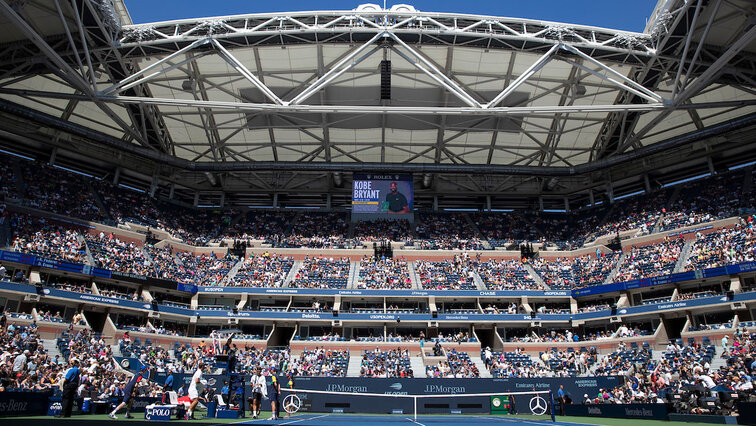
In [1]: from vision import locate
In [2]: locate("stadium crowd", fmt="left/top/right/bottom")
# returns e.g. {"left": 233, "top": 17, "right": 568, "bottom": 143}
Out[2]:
{"left": 426, "top": 349, "right": 480, "bottom": 378}
{"left": 11, "top": 215, "right": 87, "bottom": 264}
{"left": 357, "top": 256, "right": 412, "bottom": 289}
{"left": 613, "top": 237, "right": 685, "bottom": 282}
{"left": 274, "top": 212, "right": 359, "bottom": 249}
{"left": 477, "top": 258, "right": 542, "bottom": 291}
{"left": 472, "top": 212, "right": 540, "bottom": 248}
{"left": 416, "top": 213, "right": 485, "bottom": 250}
{"left": 230, "top": 253, "right": 293, "bottom": 288}
{"left": 4, "top": 215, "right": 756, "bottom": 295}
{"left": 85, "top": 232, "right": 151, "bottom": 276}
{"left": 482, "top": 347, "right": 553, "bottom": 377}
{"left": 416, "top": 254, "right": 479, "bottom": 290}
{"left": 1, "top": 150, "right": 754, "bottom": 254}
{"left": 353, "top": 218, "right": 412, "bottom": 242}
{"left": 359, "top": 348, "right": 414, "bottom": 378}
{"left": 505, "top": 329, "right": 616, "bottom": 343}
{"left": 289, "top": 256, "right": 350, "bottom": 289}
{"left": 685, "top": 220, "right": 756, "bottom": 271}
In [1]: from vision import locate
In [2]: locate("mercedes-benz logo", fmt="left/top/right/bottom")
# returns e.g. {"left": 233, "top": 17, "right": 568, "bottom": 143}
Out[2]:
{"left": 283, "top": 394, "right": 302, "bottom": 414}
{"left": 529, "top": 396, "right": 547, "bottom": 416}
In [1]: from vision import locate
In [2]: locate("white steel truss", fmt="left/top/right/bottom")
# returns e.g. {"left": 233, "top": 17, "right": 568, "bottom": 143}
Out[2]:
{"left": 0, "top": 0, "right": 753, "bottom": 172}
{"left": 116, "top": 9, "right": 656, "bottom": 60}
{"left": 95, "top": 30, "right": 667, "bottom": 116}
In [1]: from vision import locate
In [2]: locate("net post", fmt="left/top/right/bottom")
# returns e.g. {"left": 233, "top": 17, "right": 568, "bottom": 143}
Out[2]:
{"left": 413, "top": 396, "right": 417, "bottom": 421}
{"left": 549, "top": 391, "right": 556, "bottom": 422}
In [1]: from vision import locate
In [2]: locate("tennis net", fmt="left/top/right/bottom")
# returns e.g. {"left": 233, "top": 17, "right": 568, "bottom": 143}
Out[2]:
{"left": 279, "top": 387, "right": 556, "bottom": 421}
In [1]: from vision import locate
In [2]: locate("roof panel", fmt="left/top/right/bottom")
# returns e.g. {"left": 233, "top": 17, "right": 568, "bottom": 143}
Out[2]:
{"left": 1, "top": 94, "right": 70, "bottom": 120}
{"left": 256, "top": 45, "right": 318, "bottom": 72}
{"left": 384, "top": 129, "right": 437, "bottom": 144}
{"left": 0, "top": 1, "right": 753, "bottom": 181}
{"left": 68, "top": 102, "right": 132, "bottom": 138}
{"left": 329, "top": 128, "right": 381, "bottom": 142}
{"left": 273, "top": 128, "right": 323, "bottom": 143}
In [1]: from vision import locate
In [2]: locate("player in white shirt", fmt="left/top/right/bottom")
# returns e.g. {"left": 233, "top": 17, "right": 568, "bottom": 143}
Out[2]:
{"left": 187, "top": 362, "right": 205, "bottom": 419}
{"left": 248, "top": 368, "right": 267, "bottom": 419}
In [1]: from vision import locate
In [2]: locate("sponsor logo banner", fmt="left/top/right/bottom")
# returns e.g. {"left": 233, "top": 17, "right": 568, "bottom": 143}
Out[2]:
{"left": 0, "top": 251, "right": 194, "bottom": 294}
{"left": 145, "top": 405, "right": 172, "bottom": 421}
{"left": 572, "top": 261, "right": 756, "bottom": 297}
{"left": 0, "top": 392, "right": 53, "bottom": 417}
{"left": 565, "top": 403, "right": 668, "bottom": 420}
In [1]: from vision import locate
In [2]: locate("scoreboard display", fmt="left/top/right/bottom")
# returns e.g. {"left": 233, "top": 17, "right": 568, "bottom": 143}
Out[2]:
{"left": 351, "top": 174, "right": 413, "bottom": 214}
{"left": 490, "top": 395, "right": 513, "bottom": 414}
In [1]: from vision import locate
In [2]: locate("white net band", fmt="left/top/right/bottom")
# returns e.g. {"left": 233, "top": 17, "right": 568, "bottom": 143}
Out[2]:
{"left": 280, "top": 387, "right": 552, "bottom": 399}
{"left": 278, "top": 387, "right": 555, "bottom": 421}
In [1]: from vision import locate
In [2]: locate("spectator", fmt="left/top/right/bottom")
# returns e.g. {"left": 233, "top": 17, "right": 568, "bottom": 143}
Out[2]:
{"left": 357, "top": 256, "right": 412, "bottom": 290}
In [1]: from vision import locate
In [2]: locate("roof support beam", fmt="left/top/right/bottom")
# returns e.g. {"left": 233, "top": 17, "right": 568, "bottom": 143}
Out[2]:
{"left": 316, "top": 43, "right": 331, "bottom": 163}
{"left": 212, "top": 39, "right": 283, "bottom": 105}
{"left": 80, "top": 0, "right": 173, "bottom": 153}
{"left": 589, "top": 0, "right": 693, "bottom": 162}
{"left": 188, "top": 57, "right": 224, "bottom": 162}
{"left": 2, "top": 97, "right": 754, "bottom": 176}
{"left": 101, "top": 38, "right": 211, "bottom": 95}
{"left": 670, "top": 0, "right": 704, "bottom": 100}
{"left": 117, "top": 11, "right": 654, "bottom": 59}
{"left": 486, "top": 43, "right": 559, "bottom": 108}
{"left": 288, "top": 31, "right": 386, "bottom": 105}
{"left": 558, "top": 57, "right": 662, "bottom": 104}
{"left": 7, "top": 87, "right": 755, "bottom": 117}
{"left": 539, "top": 65, "right": 580, "bottom": 167}
{"left": 53, "top": 0, "right": 89, "bottom": 89}
{"left": 119, "top": 52, "right": 213, "bottom": 95}
{"left": 434, "top": 46, "right": 454, "bottom": 164}
{"left": 0, "top": 0, "right": 151, "bottom": 148}
{"left": 615, "top": 24, "right": 756, "bottom": 154}
{"left": 679, "top": 0, "right": 722, "bottom": 92}
{"left": 487, "top": 52, "right": 517, "bottom": 164}
{"left": 560, "top": 44, "right": 663, "bottom": 103}
{"left": 673, "top": 23, "right": 756, "bottom": 105}
{"left": 68, "top": 0, "right": 99, "bottom": 91}
{"left": 100, "top": 94, "right": 670, "bottom": 115}
{"left": 0, "top": 1, "right": 89, "bottom": 94}
{"left": 388, "top": 33, "right": 482, "bottom": 108}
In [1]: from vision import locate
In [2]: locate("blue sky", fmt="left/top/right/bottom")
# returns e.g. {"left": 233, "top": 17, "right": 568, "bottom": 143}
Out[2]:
{"left": 124, "top": 0, "right": 659, "bottom": 33}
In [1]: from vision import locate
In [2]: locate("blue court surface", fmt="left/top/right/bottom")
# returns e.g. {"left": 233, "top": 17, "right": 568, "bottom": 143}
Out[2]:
{"left": 239, "top": 414, "right": 592, "bottom": 426}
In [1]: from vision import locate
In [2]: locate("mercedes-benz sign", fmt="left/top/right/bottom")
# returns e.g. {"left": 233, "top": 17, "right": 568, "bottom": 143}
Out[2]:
{"left": 529, "top": 396, "right": 548, "bottom": 416}
{"left": 283, "top": 394, "right": 302, "bottom": 414}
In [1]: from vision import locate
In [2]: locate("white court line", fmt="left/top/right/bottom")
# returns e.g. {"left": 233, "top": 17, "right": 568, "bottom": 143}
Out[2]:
{"left": 472, "top": 416, "right": 551, "bottom": 425}
{"left": 407, "top": 416, "right": 426, "bottom": 426}
{"left": 279, "top": 414, "right": 331, "bottom": 425}
{"left": 471, "top": 415, "right": 593, "bottom": 426}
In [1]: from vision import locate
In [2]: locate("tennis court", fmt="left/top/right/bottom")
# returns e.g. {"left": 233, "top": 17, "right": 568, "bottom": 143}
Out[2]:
{"left": 8, "top": 413, "right": 729, "bottom": 426}
{"left": 239, "top": 413, "right": 586, "bottom": 426}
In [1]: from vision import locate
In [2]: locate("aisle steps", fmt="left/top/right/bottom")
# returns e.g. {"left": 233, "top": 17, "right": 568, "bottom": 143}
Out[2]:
{"left": 472, "top": 355, "right": 491, "bottom": 378}
{"left": 347, "top": 354, "right": 362, "bottom": 377}
{"left": 410, "top": 356, "right": 427, "bottom": 378}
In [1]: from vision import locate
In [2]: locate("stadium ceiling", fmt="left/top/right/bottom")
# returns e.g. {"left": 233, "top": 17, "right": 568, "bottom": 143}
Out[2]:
{"left": 0, "top": 0, "right": 754, "bottom": 209}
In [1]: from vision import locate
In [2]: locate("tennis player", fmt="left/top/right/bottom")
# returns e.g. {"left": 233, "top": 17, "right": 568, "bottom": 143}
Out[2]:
{"left": 283, "top": 373, "right": 296, "bottom": 419}
{"left": 248, "top": 368, "right": 266, "bottom": 419}
{"left": 268, "top": 374, "right": 281, "bottom": 420}
{"left": 109, "top": 366, "right": 149, "bottom": 419}
{"left": 187, "top": 361, "right": 205, "bottom": 420}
